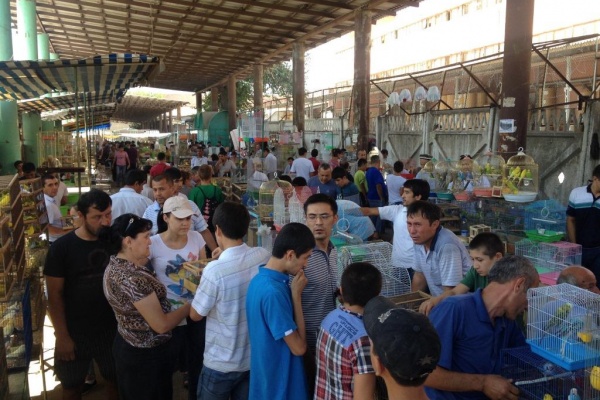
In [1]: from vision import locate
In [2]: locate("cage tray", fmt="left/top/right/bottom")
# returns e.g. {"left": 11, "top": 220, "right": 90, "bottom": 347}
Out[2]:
{"left": 527, "top": 337, "right": 600, "bottom": 371}
{"left": 525, "top": 230, "right": 564, "bottom": 243}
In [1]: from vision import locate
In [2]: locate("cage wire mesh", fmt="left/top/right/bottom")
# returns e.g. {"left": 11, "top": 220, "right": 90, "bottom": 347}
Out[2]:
{"left": 524, "top": 199, "right": 567, "bottom": 234}
{"left": 516, "top": 239, "right": 582, "bottom": 285}
{"left": 502, "top": 346, "right": 586, "bottom": 400}
{"left": 527, "top": 284, "right": 600, "bottom": 373}
{"left": 336, "top": 242, "right": 410, "bottom": 298}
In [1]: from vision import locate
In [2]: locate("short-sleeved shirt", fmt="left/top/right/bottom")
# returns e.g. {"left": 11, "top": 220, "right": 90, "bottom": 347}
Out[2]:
{"left": 45, "top": 194, "right": 64, "bottom": 242}
{"left": 307, "top": 176, "right": 338, "bottom": 199}
{"left": 114, "top": 151, "right": 130, "bottom": 166}
{"left": 191, "top": 244, "right": 270, "bottom": 372}
{"left": 143, "top": 199, "right": 208, "bottom": 235}
{"left": 290, "top": 157, "right": 315, "bottom": 181}
{"left": 426, "top": 289, "right": 526, "bottom": 400}
{"left": 309, "top": 157, "right": 321, "bottom": 172}
{"left": 413, "top": 227, "right": 471, "bottom": 297}
{"left": 337, "top": 183, "right": 360, "bottom": 205}
{"left": 298, "top": 244, "right": 338, "bottom": 350}
{"left": 354, "top": 170, "right": 367, "bottom": 194}
{"left": 386, "top": 174, "right": 406, "bottom": 204}
{"left": 103, "top": 256, "right": 171, "bottom": 348}
{"left": 148, "top": 230, "right": 206, "bottom": 305}
{"left": 566, "top": 184, "right": 600, "bottom": 248}
{"left": 314, "top": 306, "right": 374, "bottom": 400}
{"left": 378, "top": 205, "right": 414, "bottom": 269}
{"left": 44, "top": 231, "right": 116, "bottom": 334}
{"left": 460, "top": 267, "right": 488, "bottom": 292}
{"left": 110, "top": 188, "right": 153, "bottom": 221}
{"left": 188, "top": 184, "right": 224, "bottom": 213}
{"left": 247, "top": 266, "right": 308, "bottom": 400}
{"left": 365, "top": 167, "right": 385, "bottom": 201}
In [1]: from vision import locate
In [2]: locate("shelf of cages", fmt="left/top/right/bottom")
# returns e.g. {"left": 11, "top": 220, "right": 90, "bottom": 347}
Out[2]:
{"left": 27, "top": 278, "right": 45, "bottom": 333}
{"left": 25, "top": 237, "right": 48, "bottom": 280}
{"left": 0, "top": 281, "right": 32, "bottom": 371}
{"left": 0, "top": 327, "right": 7, "bottom": 400}
{"left": 0, "top": 259, "right": 15, "bottom": 302}
{"left": 451, "top": 197, "right": 528, "bottom": 237}
{"left": 39, "top": 131, "right": 85, "bottom": 168}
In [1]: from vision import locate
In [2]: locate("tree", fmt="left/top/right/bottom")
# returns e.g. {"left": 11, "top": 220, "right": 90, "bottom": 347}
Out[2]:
{"left": 201, "top": 61, "right": 293, "bottom": 112}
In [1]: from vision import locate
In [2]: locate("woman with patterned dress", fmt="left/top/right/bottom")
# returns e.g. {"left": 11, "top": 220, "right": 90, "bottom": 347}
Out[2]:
{"left": 103, "top": 213, "right": 190, "bottom": 400}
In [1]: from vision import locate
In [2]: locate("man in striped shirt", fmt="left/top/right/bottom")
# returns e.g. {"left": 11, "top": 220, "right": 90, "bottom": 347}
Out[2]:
{"left": 191, "top": 202, "right": 271, "bottom": 399}
{"left": 300, "top": 193, "right": 340, "bottom": 394}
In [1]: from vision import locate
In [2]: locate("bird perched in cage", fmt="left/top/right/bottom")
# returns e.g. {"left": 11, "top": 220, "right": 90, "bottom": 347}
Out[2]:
{"left": 567, "top": 388, "right": 581, "bottom": 400}
{"left": 591, "top": 366, "right": 600, "bottom": 390}
{"left": 541, "top": 362, "right": 559, "bottom": 376}
{"left": 543, "top": 394, "right": 553, "bottom": 400}
{"left": 545, "top": 302, "right": 573, "bottom": 331}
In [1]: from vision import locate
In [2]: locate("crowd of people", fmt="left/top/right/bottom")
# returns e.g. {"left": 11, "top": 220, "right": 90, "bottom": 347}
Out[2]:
{"left": 36, "top": 142, "right": 600, "bottom": 400}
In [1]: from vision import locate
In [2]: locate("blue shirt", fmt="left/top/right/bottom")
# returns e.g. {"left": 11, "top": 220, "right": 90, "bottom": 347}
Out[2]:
{"left": 247, "top": 266, "right": 308, "bottom": 400}
{"left": 365, "top": 167, "right": 386, "bottom": 201}
{"left": 307, "top": 176, "right": 338, "bottom": 200}
{"left": 337, "top": 182, "right": 360, "bottom": 205}
{"left": 426, "top": 289, "right": 526, "bottom": 400}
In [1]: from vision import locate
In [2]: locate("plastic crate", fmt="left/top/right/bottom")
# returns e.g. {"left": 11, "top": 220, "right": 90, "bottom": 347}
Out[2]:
{"left": 525, "top": 229, "right": 564, "bottom": 242}
{"left": 525, "top": 200, "right": 567, "bottom": 233}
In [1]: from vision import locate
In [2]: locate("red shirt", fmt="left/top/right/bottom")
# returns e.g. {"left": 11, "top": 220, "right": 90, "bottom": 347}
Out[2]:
{"left": 310, "top": 157, "right": 320, "bottom": 171}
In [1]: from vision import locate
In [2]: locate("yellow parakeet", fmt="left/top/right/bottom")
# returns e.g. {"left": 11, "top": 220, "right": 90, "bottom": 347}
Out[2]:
{"left": 545, "top": 302, "right": 572, "bottom": 331}
{"left": 591, "top": 366, "right": 600, "bottom": 390}
{"left": 543, "top": 394, "right": 553, "bottom": 400}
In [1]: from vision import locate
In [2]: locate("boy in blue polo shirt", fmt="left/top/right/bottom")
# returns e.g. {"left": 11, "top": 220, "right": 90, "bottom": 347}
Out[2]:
{"left": 246, "top": 223, "right": 316, "bottom": 400}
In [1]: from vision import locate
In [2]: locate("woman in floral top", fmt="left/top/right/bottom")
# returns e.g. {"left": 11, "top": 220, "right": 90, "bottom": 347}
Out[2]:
{"left": 103, "top": 213, "right": 190, "bottom": 400}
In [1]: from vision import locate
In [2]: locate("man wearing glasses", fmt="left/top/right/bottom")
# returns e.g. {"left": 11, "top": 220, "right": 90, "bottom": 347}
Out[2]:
{"left": 298, "top": 193, "right": 339, "bottom": 395}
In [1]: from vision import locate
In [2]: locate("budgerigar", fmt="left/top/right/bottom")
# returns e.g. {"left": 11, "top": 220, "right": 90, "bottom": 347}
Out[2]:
{"left": 545, "top": 302, "right": 573, "bottom": 331}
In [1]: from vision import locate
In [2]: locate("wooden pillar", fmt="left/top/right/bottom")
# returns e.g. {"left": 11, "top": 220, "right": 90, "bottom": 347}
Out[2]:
{"left": 353, "top": 9, "right": 372, "bottom": 152}
{"left": 195, "top": 92, "right": 202, "bottom": 111}
{"left": 253, "top": 64, "right": 264, "bottom": 111}
{"left": 293, "top": 41, "right": 305, "bottom": 134}
{"left": 211, "top": 88, "right": 219, "bottom": 111}
{"left": 497, "top": 0, "right": 534, "bottom": 158}
{"left": 177, "top": 105, "right": 181, "bottom": 121}
{"left": 228, "top": 75, "right": 237, "bottom": 133}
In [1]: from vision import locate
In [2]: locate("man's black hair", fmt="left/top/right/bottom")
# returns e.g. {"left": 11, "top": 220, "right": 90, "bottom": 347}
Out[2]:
{"left": 406, "top": 201, "right": 441, "bottom": 225}
{"left": 393, "top": 161, "right": 404, "bottom": 173}
{"left": 303, "top": 193, "right": 338, "bottom": 215}
{"left": 292, "top": 176, "right": 307, "bottom": 187}
{"left": 125, "top": 169, "right": 148, "bottom": 186}
{"left": 77, "top": 189, "right": 112, "bottom": 216}
{"left": 157, "top": 152, "right": 166, "bottom": 161}
{"left": 469, "top": 232, "right": 505, "bottom": 257}
{"left": 341, "top": 262, "right": 382, "bottom": 307}
{"left": 22, "top": 162, "right": 36, "bottom": 173}
{"left": 357, "top": 158, "right": 368, "bottom": 168}
{"left": 593, "top": 164, "right": 600, "bottom": 180}
{"left": 403, "top": 179, "right": 430, "bottom": 201}
{"left": 212, "top": 202, "right": 250, "bottom": 240}
{"left": 13, "top": 160, "right": 23, "bottom": 169}
{"left": 332, "top": 167, "right": 347, "bottom": 180}
{"left": 298, "top": 147, "right": 308, "bottom": 156}
{"left": 41, "top": 174, "right": 57, "bottom": 186}
{"left": 311, "top": 149, "right": 319, "bottom": 157}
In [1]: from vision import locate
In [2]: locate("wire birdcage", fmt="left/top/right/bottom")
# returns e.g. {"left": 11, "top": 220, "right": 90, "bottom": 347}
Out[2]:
{"left": 524, "top": 199, "right": 567, "bottom": 234}
{"left": 516, "top": 239, "right": 582, "bottom": 285}
{"left": 501, "top": 346, "right": 586, "bottom": 400}
{"left": 527, "top": 284, "right": 600, "bottom": 372}
{"left": 336, "top": 242, "right": 410, "bottom": 298}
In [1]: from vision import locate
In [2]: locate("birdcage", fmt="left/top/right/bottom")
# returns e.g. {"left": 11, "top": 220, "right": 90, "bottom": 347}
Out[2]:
{"left": 182, "top": 259, "right": 211, "bottom": 294}
{"left": 419, "top": 159, "right": 438, "bottom": 192}
{"left": 527, "top": 284, "right": 600, "bottom": 371}
{"left": 516, "top": 239, "right": 581, "bottom": 285}
{"left": 501, "top": 346, "right": 586, "bottom": 400}
{"left": 433, "top": 159, "right": 455, "bottom": 200}
{"left": 273, "top": 187, "right": 288, "bottom": 228}
{"left": 337, "top": 242, "right": 411, "bottom": 298}
{"left": 288, "top": 190, "right": 305, "bottom": 224}
{"left": 257, "top": 179, "right": 293, "bottom": 224}
{"left": 524, "top": 200, "right": 567, "bottom": 241}
{"left": 473, "top": 152, "right": 505, "bottom": 197}
{"left": 502, "top": 148, "right": 539, "bottom": 203}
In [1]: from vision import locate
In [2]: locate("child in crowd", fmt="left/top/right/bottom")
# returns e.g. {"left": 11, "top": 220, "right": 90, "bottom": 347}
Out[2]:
{"left": 246, "top": 223, "right": 316, "bottom": 400}
{"left": 419, "top": 231, "right": 504, "bottom": 315}
{"left": 314, "top": 262, "right": 382, "bottom": 400}
{"left": 332, "top": 166, "right": 360, "bottom": 205}
{"left": 284, "top": 157, "right": 294, "bottom": 175}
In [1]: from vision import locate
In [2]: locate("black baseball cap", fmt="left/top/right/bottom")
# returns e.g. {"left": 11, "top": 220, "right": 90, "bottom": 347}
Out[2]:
{"left": 364, "top": 296, "right": 441, "bottom": 382}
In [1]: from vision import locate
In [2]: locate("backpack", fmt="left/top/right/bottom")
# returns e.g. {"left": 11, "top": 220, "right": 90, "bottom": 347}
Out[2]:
{"left": 198, "top": 186, "right": 219, "bottom": 232}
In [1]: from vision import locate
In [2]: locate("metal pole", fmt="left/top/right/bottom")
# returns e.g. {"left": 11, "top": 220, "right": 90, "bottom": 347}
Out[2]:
{"left": 74, "top": 67, "right": 81, "bottom": 195}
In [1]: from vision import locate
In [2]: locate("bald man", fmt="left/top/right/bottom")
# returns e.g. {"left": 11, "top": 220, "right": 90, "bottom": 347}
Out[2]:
{"left": 557, "top": 265, "right": 600, "bottom": 294}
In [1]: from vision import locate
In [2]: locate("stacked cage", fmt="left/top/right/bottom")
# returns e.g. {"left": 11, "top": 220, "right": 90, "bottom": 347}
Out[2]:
{"left": 516, "top": 240, "right": 582, "bottom": 285}
{"left": 337, "top": 242, "right": 410, "bottom": 298}
{"left": 0, "top": 281, "right": 32, "bottom": 371}
{"left": 525, "top": 284, "right": 600, "bottom": 399}
{"left": 524, "top": 200, "right": 567, "bottom": 242}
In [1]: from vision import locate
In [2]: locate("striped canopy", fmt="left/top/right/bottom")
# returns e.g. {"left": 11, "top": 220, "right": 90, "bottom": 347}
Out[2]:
{"left": 0, "top": 54, "right": 160, "bottom": 101}
{"left": 18, "top": 91, "right": 118, "bottom": 113}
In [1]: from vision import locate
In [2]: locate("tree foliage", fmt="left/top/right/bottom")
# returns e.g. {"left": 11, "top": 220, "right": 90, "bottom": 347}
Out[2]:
{"left": 201, "top": 61, "right": 293, "bottom": 112}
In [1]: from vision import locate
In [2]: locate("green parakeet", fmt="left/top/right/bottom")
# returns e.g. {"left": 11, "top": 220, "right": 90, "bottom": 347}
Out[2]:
{"left": 545, "top": 302, "right": 573, "bottom": 331}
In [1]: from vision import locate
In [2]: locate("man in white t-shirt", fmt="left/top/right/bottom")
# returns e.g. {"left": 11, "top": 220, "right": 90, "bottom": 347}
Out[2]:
{"left": 110, "top": 169, "right": 153, "bottom": 221}
{"left": 263, "top": 147, "right": 278, "bottom": 179}
{"left": 386, "top": 161, "right": 407, "bottom": 205}
{"left": 54, "top": 178, "right": 69, "bottom": 206}
{"left": 191, "top": 202, "right": 271, "bottom": 399}
{"left": 360, "top": 179, "right": 430, "bottom": 270}
{"left": 42, "top": 174, "right": 73, "bottom": 243}
{"left": 290, "top": 147, "right": 315, "bottom": 181}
